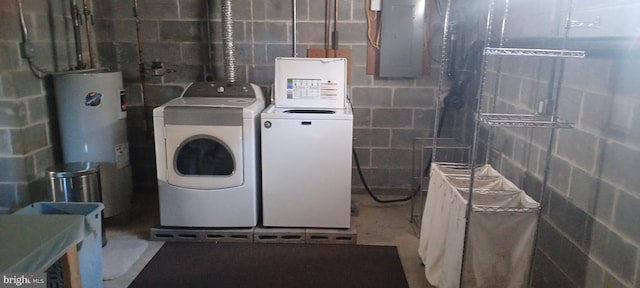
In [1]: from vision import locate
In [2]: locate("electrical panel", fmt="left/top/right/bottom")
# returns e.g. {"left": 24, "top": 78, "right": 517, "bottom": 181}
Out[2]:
{"left": 378, "top": 0, "right": 425, "bottom": 78}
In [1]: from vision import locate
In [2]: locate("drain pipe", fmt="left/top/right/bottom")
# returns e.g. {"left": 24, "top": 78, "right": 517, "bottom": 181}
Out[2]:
{"left": 222, "top": 0, "right": 236, "bottom": 83}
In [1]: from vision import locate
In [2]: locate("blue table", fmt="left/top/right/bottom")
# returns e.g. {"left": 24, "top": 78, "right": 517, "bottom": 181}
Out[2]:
{"left": 0, "top": 215, "right": 86, "bottom": 287}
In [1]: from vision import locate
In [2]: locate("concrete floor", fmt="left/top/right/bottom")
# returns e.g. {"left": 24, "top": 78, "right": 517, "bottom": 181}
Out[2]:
{"left": 102, "top": 193, "right": 433, "bottom": 288}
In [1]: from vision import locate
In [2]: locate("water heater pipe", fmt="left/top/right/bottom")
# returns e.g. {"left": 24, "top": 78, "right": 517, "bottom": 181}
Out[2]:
{"left": 222, "top": 0, "right": 236, "bottom": 83}
{"left": 70, "top": 0, "right": 84, "bottom": 69}
{"left": 81, "top": 0, "right": 96, "bottom": 68}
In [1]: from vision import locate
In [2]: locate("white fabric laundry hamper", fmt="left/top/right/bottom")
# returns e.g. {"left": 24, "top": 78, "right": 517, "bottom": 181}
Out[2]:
{"left": 419, "top": 163, "right": 540, "bottom": 288}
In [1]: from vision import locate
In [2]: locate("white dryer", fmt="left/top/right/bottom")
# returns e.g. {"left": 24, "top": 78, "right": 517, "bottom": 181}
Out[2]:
{"left": 261, "top": 58, "right": 352, "bottom": 228}
{"left": 153, "top": 82, "right": 265, "bottom": 227}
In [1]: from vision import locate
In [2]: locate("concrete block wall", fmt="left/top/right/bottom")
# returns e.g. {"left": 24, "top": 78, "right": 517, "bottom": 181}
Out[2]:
{"left": 93, "top": 0, "right": 443, "bottom": 195}
{"left": 460, "top": 0, "right": 640, "bottom": 287}
{"left": 0, "top": 0, "right": 445, "bottom": 209}
{"left": 1, "top": 1, "right": 638, "bottom": 287}
{"left": 485, "top": 55, "right": 640, "bottom": 288}
{"left": 0, "top": 1, "right": 77, "bottom": 212}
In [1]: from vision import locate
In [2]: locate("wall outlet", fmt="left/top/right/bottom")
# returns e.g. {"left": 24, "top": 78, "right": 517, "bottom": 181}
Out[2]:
{"left": 371, "top": 0, "right": 381, "bottom": 11}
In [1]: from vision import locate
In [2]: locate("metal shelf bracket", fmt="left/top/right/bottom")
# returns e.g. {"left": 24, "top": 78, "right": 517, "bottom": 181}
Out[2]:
{"left": 484, "top": 47, "right": 586, "bottom": 58}
{"left": 567, "top": 16, "right": 601, "bottom": 29}
{"left": 477, "top": 113, "right": 574, "bottom": 128}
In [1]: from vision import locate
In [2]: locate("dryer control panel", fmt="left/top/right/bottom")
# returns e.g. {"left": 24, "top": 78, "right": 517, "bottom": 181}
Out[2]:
{"left": 183, "top": 82, "right": 256, "bottom": 98}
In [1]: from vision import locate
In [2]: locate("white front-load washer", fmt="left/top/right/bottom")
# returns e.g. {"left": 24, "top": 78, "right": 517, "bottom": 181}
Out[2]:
{"left": 153, "top": 82, "right": 265, "bottom": 227}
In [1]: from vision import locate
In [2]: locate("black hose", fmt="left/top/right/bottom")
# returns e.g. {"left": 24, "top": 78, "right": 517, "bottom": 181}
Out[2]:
{"left": 354, "top": 104, "right": 449, "bottom": 204}
{"left": 353, "top": 147, "right": 412, "bottom": 203}
{"left": 356, "top": 41, "right": 484, "bottom": 204}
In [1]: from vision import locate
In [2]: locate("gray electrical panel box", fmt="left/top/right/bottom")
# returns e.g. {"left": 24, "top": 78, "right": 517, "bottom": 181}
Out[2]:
{"left": 379, "top": 0, "right": 425, "bottom": 78}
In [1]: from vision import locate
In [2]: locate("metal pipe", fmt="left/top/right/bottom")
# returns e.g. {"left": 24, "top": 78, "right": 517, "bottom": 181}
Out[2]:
{"left": 325, "top": 0, "right": 331, "bottom": 56}
{"left": 133, "top": 0, "right": 150, "bottom": 136}
{"left": 459, "top": 0, "right": 496, "bottom": 286}
{"left": 431, "top": 0, "right": 455, "bottom": 183}
{"left": 293, "top": 0, "right": 297, "bottom": 57}
{"left": 70, "top": 0, "right": 84, "bottom": 69}
{"left": 528, "top": 3, "right": 574, "bottom": 287}
{"left": 427, "top": 0, "right": 453, "bottom": 258}
{"left": 484, "top": 0, "right": 510, "bottom": 164}
{"left": 332, "top": 0, "right": 339, "bottom": 50}
{"left": 82, "top": 0, "right": 96, "bottom": 68}
{"left": 205, "top": 0, "right": 214, "bottom": 79}
{"left": 49, "top": 67, "right": 110, "bottom": 75}
{"left": 17, "top": 0, "right": 28, "bottom": 41}
{"left": 334, "top": 0, "right": 338, "bottom": 32}
{"left": 249, "top": 0, "right": 256, "bottom": 67}
{"left": 222, "top": 0, "right": 236, "bottom": 83}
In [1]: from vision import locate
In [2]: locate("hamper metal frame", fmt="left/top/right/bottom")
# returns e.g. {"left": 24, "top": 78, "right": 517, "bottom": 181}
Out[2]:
{"left": 424, "top": 0, "right": 583, "bottom": 286}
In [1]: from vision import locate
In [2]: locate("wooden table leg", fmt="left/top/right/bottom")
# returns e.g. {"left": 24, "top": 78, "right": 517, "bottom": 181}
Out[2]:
{"left": 61, "top": 245, "right": 82, "bottom": 288}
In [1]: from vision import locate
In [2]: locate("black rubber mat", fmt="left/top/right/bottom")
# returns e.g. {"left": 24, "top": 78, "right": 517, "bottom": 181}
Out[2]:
{"left": 129, "top": 242, "right": 409, "bottom": 288}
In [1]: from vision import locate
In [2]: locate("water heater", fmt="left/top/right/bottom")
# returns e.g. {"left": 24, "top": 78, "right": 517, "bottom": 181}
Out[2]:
{"left": 53, "top": 71, "right": 132, "bottom": 218}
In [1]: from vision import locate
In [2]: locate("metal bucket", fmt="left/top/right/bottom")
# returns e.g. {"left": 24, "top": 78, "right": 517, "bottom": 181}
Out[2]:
{"left": 46, "top": 162, "right": 106, "bottom": 246}
{"left": 47, "top": 162, "right": 102, "bottom": 202}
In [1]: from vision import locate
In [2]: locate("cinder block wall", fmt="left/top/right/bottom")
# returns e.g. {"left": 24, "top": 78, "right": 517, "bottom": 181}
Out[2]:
{"left": 482, "top": 54, "right": 640, "bottom": 288}
{"left": 1, "top": 0, "right": 639, "bottom": 287}
{"left": 92, "top": 0, "right": 444, "bottom": 195}
{"left": 0, "top": 1, "right": 72, "bottom": 212}
{"left": 457, "top": 0, "right": 640, "bottom": 287}
{"left": 0, "top": 0, "right": 445, "bottom": 211}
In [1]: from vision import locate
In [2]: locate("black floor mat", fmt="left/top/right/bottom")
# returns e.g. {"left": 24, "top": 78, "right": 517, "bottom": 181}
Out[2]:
{"left": 129, "top": 242, "right": 409, "bottom": 288}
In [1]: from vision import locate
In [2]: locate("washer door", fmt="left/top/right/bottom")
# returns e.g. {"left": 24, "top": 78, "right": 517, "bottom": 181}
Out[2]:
{"left": 165, "top": 125, "right": 243, "bottom": 189}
